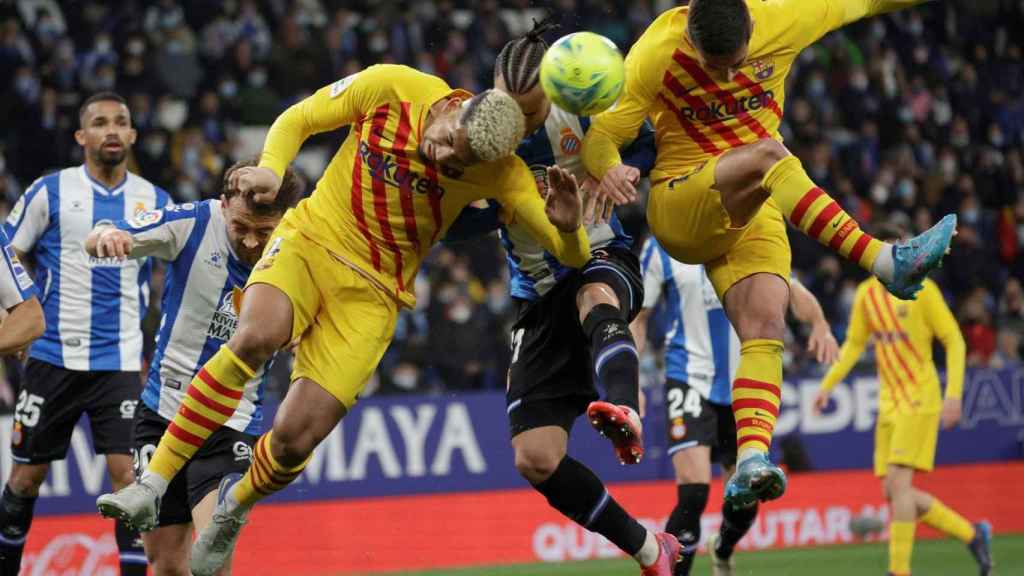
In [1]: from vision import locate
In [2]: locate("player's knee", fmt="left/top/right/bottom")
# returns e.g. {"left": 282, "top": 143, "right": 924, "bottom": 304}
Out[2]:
{"left": 514, "top": 447, "right": 563, "bottom": 484}
{"left": 148, "top": 554, "right": 189, "bottom": 576}
{"left": 229, "top": 322, "right": 285, "bottom": 366}
{"left": 7, "top": 465, "right": 48, "bottom": 496}
{"left": 749, "top": 138, "right": 790, "bottom": 178}
{"left": 268, "top": 424, "right": 316, "bottom": 468}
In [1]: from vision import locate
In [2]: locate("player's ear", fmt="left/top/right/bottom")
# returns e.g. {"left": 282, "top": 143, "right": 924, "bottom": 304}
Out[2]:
{"left": 126, "top": 127, "right": 138, "bottom": 146}
{"left": 74, "top": 129, "right": 86, "bottom": 147}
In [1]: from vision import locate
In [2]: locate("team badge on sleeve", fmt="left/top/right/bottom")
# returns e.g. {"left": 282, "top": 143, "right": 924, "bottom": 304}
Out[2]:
{"left": 330, "top": 73, "right": 359, "bottom": 98}
{"left": 128, "top": 210, "right": 163, "bottom": 229}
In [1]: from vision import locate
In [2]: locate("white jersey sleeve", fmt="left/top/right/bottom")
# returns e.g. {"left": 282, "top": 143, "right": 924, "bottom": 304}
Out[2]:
{"left": 640, "top": 237, "right": 665, "bottom": 309}
{"left": 4, "top": 177, "right": 51, "bottom": 253}
{"left": 111, "top": 202, "right": 200, "bottom": 261}
{"left": 0, "top": 227, "right": 36, "bottom": 310}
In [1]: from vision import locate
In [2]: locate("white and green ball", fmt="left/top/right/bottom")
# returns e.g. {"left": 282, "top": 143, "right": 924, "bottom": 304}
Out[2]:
{"left": 539, "top": 31, "right": 625, "bottom": 116}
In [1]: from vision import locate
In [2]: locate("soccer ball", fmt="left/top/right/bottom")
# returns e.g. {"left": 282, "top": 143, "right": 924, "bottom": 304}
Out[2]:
{"left": 539, "top": 31, "right": 625, "bottom": 116}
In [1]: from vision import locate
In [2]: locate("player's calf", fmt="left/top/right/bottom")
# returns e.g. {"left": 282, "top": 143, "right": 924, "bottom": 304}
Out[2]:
{"left": 0, "top": 484, "right": 39, "bottom": 573}
{"left": 665, "top": 483, "right": 709, "bottom": 576}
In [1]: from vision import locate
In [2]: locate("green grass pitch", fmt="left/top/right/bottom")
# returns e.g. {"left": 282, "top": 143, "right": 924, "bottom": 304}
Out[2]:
{"left": 371, "top": 534, "right": 1021, "bottom": 575}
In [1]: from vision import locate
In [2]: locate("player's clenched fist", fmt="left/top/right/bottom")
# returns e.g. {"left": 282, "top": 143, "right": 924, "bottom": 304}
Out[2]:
{"left": 95, "top": 228, "right": 135, "bottom": 259}
{"left": 227, "top": 166, "right": 282, "bottom": 205}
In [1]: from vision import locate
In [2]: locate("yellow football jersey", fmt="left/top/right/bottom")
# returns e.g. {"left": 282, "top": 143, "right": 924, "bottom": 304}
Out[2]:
{"left": 583, "top": 0, "right": 924, "bottom": 182}
{"left": 821, "top": 278, "right": 966, "bottom": 416}
{"left": 259, "top": 64, "right": 589, "bottom": 308}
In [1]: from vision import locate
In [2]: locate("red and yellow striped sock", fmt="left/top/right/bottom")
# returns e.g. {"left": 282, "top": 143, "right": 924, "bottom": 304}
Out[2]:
{"left": 232, "top": 431, "right": 310, "bottom": 507}
{"left": 146, "top": 346, "right": 254, "bottom": 482}
{"left": 888, "top": 520, "right": 915, "bottom": 575}
{"left": 732, "top": 339, "right": 783, "bottom": 454}
{"left": 762, "top": 155, "right": 885, "bottom": 273}
{"left": 920, "top": 499, "right": 975, "bottom": 543}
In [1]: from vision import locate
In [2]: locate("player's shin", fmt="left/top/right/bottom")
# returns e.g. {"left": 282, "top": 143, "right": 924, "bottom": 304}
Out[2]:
{"left": 227, "top": 431, "right": 310, "bottom": 511}
{"left": 761, "top": 156, "right": 890, "bottom": 279}
{"left": 920, "top": 498, "right": 975, "bottom": 543}
{"left": 717, "top": 501, "right": 758, "bottom": 559}
{"left": 533, "top": 456, "right": 654, "bottom": 563}
{"left": 583, "top": 303, "right": 640, "bottom": 412}
{"left": 666, "top": 483, "right": 710, "bottom": 575}
{"left": 732, "top": 340, "right": 783, "bottom": 459}
{"left": 0, "top": 486, "right": 36, "bottom": 573}
{"left": 888, "top": 521, "right": 916, "bottom": 575}
{"left": 145, "top": 346, "right": 255, "bottom": 492}
{"left": 115, "top": 519, "right": 148, "bottom": 574}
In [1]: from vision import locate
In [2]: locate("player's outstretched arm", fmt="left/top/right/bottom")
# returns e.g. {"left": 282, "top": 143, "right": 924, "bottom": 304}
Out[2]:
{"left": 500, "top": 163, "right": 590, "bottom": 268}
{"left": 790, "top": 277, "right": 839, "bottom": 364}
{"left": 814, "top": 285, "right": 871, "bottom": 413}
{"left": 0, "top": 297, "right": 44, "bottom": 357}
{"left": 86, "top": 205, "right": 198, "bottom": 261}
{"left": 922, "top": 281, "right": 967, "bottom": 428}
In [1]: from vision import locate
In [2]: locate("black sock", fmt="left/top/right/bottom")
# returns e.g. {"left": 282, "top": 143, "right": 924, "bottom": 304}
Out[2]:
{"left": 0, "top": 486, "right": 37, "bottom": 575}
{"left": 582, "top": 303, "right": 639, "bottom": 412}
{"left": 717, "top": 501, "right": 759, "bottom": 559}
{"left": 533, "top": 456, "right": 647, "bottom": 555}
{"left": 116, "top": 519, "right": 148, "bottom": 574}
{"left": 665, "top": 483, "right": 709, "bottom": 576}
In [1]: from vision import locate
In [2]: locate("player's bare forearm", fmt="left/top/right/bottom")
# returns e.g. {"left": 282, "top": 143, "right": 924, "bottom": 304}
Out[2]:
{"left": 789, "top": 279, "right": 827, "bottom": 327}
{"left": 84, "top": 224, "right": 112, "bottom": 257}
{"left": 0, "top": 297, "right": 44, "bottom": 356}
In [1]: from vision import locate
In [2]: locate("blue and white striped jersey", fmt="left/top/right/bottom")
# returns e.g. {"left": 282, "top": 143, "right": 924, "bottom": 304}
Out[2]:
{"left": 500, "top": 105, "right": 644, "bottom": 301}
{"left": 641, "top": 237, "right": 739, "bottom": 405}
{"left": 0, "top": 226, "right": 36, "bottom": 310}
{"left": 4, "top": 166, "right": 170, "bottom": 372}
{"left": 114, "top": 200, "right": 266, "bottom": 435}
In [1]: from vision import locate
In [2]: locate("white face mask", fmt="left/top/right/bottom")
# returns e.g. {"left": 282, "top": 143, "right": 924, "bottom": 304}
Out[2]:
{"left": 157, "top": 100, "right": 188, "bottom": 131}
{"left": 392, "top": 368, "right": 418, "bottom": 390}
{"left": 449, "top": 304, "right": 472, "bottom": 324}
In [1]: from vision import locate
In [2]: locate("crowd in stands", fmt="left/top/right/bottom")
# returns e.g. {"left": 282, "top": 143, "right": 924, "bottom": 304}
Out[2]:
{"left": 0, "top": 0, "right": 1021, "bottom": 405}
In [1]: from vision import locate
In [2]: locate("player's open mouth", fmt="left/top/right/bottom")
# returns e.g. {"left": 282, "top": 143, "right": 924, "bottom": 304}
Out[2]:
{"left": 103, "top": 142, "right": 123, "bottom": 151}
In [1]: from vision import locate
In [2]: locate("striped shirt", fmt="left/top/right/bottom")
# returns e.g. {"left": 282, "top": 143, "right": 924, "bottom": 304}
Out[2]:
{"left": 113, "top": 200, "right": 267, "bottom": 434}
{"left": 4, "top": 166, "right": 170, "bottom": 371}
{"left": 641, "top": 237, "right": 739, "bottom": 405}
{"left": 0, "top": 226, "right": 36, "bottom": 310}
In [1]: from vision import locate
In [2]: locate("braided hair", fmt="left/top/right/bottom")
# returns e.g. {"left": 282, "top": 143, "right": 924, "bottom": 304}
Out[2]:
{"left": 495, "top": 13, "right": 560, "bottom": 95}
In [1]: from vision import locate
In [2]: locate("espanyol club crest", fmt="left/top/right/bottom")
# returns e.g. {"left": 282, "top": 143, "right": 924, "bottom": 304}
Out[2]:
{"left": 751, "top": 57, "right": 775, "bottom": 81}
{"left": 559, "top": 127, "right": 581, "bottom": 156}
{"left": 670, "top": 417, "right": 687, "bottom": 441}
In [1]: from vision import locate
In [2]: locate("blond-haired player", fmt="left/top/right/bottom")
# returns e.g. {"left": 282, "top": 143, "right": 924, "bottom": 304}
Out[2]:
{"left": 97, "top": 64, "right": 592, "bottom": 576}
{"left": 582, "top": 0, "right": 956, "bottom": 507}
{"left": 814, "top": 224, "right": 992, "bottom": 576}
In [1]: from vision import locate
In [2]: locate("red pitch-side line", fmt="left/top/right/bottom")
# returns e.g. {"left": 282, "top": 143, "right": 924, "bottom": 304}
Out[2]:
{"left": 350, "top": 119, "right": 383, "bottom": 271}
{"left": 662, "top": 70, "right": 744, "bottom": 147}
{"left": 732, "top": 70, "right": 784, "bottom": 120}
{"left": 393, "top": 102, "right": 421, "bottom": 265}
{"left": 368, "top": 104, "right": 406, "bottom": 293}
{"left": 673, "top": 51, "right": 772, "bottom": 139}
{"left": 789, "top": 187, "right": 825, "bottom": 228}
{"left": 656, "top": 92, "right": 721, "bottom": 155}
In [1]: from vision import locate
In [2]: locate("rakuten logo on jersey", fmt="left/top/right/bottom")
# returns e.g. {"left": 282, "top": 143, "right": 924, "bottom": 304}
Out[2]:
{"left": 678, "top": 91, "right": 777, "bottom": 123}
{"left": 21, "top": 532, "right": 118, "bottom": 575}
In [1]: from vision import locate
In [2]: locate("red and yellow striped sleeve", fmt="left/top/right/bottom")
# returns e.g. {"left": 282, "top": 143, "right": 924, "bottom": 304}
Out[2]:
{"left": 820, "top": 282, "right": 872, "bottom": 392}
{"left": 920, "top": 280, "right": 966, "bottom": 399}
{"left": 259, "top": 65, "right": 396, "bottom": 177}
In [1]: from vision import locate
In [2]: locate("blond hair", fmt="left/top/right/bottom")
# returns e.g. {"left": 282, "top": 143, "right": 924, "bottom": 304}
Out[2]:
{"left": 460, "top": 89, "right": 526, "bottom": 163}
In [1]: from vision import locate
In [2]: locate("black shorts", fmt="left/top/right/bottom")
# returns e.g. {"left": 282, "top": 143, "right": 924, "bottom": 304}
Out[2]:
{"left": 133, "top": 404, "right": 256, "bottom": 527}
{"left": 11, "top": 359, "right": 140, "bottom": 464}
{"left": 665, "top": 379, "right": 737, "bottom": 468}
{"left": 506, "top": 247, "right": 643, "bottom": 437}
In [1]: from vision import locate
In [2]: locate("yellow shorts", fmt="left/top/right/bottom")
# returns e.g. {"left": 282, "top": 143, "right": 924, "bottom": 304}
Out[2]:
{"left": 647, "top": 155, "right": 791, "bottom": 300}
{"left": 874, "top": 412, "right": 940, "bottom": 477}
{"left": 247, "top": 213, "right": 399, "bottom": 409}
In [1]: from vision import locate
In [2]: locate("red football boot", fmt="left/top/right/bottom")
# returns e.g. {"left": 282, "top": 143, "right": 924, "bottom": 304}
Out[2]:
{"left": 587, "top": 401, "right": 644, "bottom": 464}
{"left": 640, "top": 532, "right": 682, "bottom": 576}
